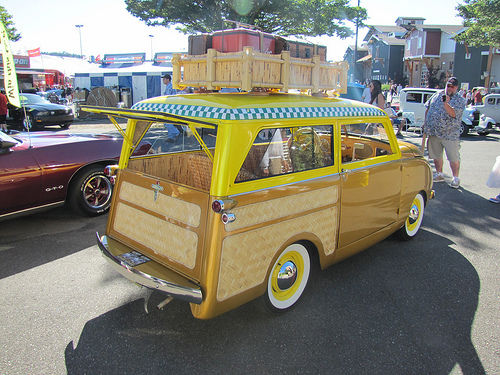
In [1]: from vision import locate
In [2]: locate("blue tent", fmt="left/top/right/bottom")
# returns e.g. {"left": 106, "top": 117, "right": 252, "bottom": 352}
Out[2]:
{"left": 339, "top": 82, "right": 365, "bottom": 102}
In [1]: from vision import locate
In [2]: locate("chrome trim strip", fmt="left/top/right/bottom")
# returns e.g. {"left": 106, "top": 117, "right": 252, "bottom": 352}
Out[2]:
{"left": 229, "top": 172, "right": 341, "bottom": 198}
{"left": 96, "top": 233, "right": 203, "bottom": 304}
{"left": 0, "top": 201, "right": 65, "bottom": 219}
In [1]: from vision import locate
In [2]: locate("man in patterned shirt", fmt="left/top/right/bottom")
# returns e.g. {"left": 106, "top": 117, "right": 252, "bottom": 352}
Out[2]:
{"left": 423, "top": 77, "right": 466, "bottom": 189}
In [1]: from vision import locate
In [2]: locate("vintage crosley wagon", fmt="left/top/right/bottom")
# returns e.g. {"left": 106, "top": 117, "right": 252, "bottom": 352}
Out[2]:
{"left": 83, "top": 92, "right": 433, "bottom": 319}
{"left": 82, "top": 48, "right": 433, "bottom": 319}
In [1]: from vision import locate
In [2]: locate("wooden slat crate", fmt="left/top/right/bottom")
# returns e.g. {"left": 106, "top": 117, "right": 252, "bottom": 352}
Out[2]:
{"left": 172, "top": 47, "right": 348, "bottom": 94}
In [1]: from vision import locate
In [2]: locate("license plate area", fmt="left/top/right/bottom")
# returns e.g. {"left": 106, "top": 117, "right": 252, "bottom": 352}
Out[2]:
{"left": 117, "top": 251, "right": 151, "bottom": 267}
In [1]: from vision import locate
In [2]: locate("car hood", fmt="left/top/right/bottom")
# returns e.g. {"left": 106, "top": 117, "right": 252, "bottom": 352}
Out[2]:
{"left": 25, "top": 103, "right": 69, "bottom": 111}
{"left": 12, "top": 131, "right": 119, "bottom": 148}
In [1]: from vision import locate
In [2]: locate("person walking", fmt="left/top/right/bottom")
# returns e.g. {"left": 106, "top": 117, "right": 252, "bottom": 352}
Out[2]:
{"left": 368, "top": 80, "right": 386, "bottom": 109}
{"left": 0, "top": 90, "right": 8, "bottom": 132}
{"left": 423, "top": 77, "right": 466, "bottom": 189}
{"left": 162, "top": 74, "right": 177, "bottom": 95}
{"left": 361, "top": 80, "right": 371, "bottom": 104}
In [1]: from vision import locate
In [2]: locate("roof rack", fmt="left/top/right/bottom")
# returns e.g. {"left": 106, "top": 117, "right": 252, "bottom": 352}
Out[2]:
{"left": 172, "top": 47, "right": 348, "bottom": 94}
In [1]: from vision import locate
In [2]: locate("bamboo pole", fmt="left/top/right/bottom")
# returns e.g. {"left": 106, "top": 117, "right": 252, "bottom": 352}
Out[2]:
{"left": 281, "top": 51, "right": 290, "bottom": 92}
{"left": 206, "top": 48, "right": 216, "bottom": 90}
{"left": 241, "top": 47, "right": 253, "bottom": 91}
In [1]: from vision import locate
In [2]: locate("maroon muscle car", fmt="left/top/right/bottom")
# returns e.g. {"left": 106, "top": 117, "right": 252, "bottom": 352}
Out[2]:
{"left": 0, "top": 130, "right": 139, "bottom": 220}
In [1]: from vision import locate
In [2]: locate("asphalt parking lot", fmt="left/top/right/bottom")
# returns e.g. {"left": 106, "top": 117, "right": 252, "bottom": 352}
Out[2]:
{"left": 0, "top": 120, "right": 499, "bottom": 374}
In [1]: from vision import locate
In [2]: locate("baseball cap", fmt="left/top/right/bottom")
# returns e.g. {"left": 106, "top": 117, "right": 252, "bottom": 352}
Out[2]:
{"left": 447, "top": 77, "right": 459, "bottom": 87}
{"left": 162, "top": 74, "right": 171, "bottom": 79}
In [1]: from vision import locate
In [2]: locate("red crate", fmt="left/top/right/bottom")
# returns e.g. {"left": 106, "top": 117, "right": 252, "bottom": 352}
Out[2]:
{"left": 212, "top": 29, "right": 276, "bottom": 54}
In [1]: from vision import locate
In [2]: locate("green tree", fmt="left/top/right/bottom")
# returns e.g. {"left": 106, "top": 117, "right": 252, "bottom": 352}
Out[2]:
{"left": 455, "top": 0, "right": 500, "bottom": 87}
{"left": 455, "top": 0, "right": 500, "bottom": 47}
{"left": 0, "top": 5, "right": 21, "bottom": 42}
{"left": 124, "top": 0, "right": 366, "bottom": 38}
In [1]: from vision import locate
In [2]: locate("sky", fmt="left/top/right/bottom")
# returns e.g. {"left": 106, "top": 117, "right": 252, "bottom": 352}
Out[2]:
{"left": 4, "top": 0, "right": 465, "bottom": 62}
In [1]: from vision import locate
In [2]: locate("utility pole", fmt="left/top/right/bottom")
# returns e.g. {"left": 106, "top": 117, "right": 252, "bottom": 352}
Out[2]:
{"left": 75, "top": 25, "right": 84, "bottom": 58}
{"left": 354, "top": 0, "right": 360, "bottom": 83}
{"left": 149, "top": 34, "right": 154, "bottom": 61}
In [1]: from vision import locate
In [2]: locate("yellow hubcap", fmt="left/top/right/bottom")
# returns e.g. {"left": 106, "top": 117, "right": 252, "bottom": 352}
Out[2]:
{"left": 271, "top": 251, "right": 304, "bottom": 301}
{"left": 406, "top": 195, "right": 422, "bottom": 232}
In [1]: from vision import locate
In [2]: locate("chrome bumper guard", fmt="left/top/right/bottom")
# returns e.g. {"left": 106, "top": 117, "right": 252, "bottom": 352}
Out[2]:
{"left": 96, "top": 233, "right": 203, "bottom": 304}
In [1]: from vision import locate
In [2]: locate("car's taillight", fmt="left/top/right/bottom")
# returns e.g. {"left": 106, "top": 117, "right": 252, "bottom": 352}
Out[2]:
{"left": 104, "top": 164, "right": 119, "bottom": 177}
{"left": 212, "top": 198, "right": 237, "bottom": 224}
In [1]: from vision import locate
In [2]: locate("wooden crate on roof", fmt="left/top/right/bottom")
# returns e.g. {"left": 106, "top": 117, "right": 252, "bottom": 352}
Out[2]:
{"left": 172, "top": 47, "right": 348, "bottom": 94}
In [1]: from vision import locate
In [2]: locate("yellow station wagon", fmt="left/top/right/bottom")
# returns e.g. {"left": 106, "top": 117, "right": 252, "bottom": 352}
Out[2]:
{"left": 83, "top": 91, "right": 433, "bottom": 319}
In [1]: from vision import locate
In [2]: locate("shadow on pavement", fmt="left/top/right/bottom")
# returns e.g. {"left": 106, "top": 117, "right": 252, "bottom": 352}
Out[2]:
{"left": 64, "top": 231, "right": 484, "bottom": 374}
{"left": 425, "top": 180, "right": 500, "bottom": 250}
{"left": 0, "top": 207, "right": 107, "bottom": 279}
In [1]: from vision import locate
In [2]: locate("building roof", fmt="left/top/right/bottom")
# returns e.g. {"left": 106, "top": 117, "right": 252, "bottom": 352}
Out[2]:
{"left": 371, "top": 34, "right": 407, "bottom": 46}
{"left": 406, "top": 24, "right": 463, "bottom": 36}
{"left": 363, "top": 25, "right": 408, "bottom": 42}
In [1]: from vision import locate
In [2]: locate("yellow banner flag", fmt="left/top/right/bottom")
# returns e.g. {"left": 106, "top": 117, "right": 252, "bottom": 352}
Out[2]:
{"left": 0, "top": 20, "right": 20, "bottom": 108}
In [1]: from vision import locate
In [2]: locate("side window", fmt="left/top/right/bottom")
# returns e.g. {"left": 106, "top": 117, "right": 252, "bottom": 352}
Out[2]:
{"left": 496, "top": 98, "right": 500, "bottom": 105}
{"left": 423, "top": 93, "right": 434, "bottom": 103}
{"left": 235, "top": 125, "right": 333, "bottom": 183}
{"left": 341, "top": 123, "right": 393, "bottom": 163}
{"left": 487, "top": 97, "right": 495, "bottom": 105}
{"left": 406, "top": 92, "right": 423, "bottom": 103}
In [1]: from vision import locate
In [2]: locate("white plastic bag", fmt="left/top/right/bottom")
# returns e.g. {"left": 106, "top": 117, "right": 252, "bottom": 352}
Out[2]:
{"left": 486, "top": 156, "right": 500, "bottom": 188}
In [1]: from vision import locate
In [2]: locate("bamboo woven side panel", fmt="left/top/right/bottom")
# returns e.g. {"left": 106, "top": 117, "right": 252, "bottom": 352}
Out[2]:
{"left": 217, "top": 206, "right": 338, "bottom": 301}
{"left": 173, "top": 47, "right": 348, "bottom": 93}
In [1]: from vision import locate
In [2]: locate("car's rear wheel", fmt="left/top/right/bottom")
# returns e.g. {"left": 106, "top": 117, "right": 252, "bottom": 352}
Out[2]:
{"left": 397, "top": 193, "right": 425, "bottom": 240}
{"left": 69, "top": 166, "right": 113, "bottom": 216}
{"left": 265, "top": 243, "right": 311, "bottom": 312}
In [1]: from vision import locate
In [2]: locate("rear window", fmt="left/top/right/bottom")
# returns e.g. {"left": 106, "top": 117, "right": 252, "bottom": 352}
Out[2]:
{"left": 131, "top": 122, "right": 217, "bottom": 157}
{"left": 235, "top": 125, "right": 334, "bottom": 183}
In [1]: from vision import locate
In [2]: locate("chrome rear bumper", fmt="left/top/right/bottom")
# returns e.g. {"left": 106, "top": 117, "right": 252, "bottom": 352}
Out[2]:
{"left": 96, "top": 233, "right": 203, "bottom": 304}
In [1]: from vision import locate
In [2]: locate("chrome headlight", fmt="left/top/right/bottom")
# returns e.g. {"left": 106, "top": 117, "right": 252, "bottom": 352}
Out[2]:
{"left": 36, "top": 110, "right": 49, "bottom": 116}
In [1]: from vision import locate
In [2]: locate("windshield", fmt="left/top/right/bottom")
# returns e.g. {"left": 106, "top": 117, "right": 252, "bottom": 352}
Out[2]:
{"left": 20, "top": 94, "right": 51, "bottom": 106}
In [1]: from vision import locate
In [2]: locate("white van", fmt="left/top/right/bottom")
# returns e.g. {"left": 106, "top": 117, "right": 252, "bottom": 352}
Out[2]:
{"left": 398, "top": 88, "right": 438, "bottom": 128}
{"left": 399, "top": 87, "right": 475, "bottom": 136}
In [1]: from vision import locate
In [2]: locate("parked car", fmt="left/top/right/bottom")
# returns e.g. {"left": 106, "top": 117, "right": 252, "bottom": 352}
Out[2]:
{"left": 84, "top": 91, "right": 434, "bottom": 320}
{"left": 399, "top": 87, "right": 477, "bottom": 136}
{"left": 472, "top": 94, "right": 500, "bottom": 135}
{"left": 0, "top": 130, "right": 149, "bottom": 221}
{"left": 7, "top": 93, "right": 74, "bottom": 130}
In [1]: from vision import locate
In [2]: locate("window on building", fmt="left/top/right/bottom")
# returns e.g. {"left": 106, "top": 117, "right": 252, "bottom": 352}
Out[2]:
{"left": 465, "top": 53, "right": 471, "bottom": 60}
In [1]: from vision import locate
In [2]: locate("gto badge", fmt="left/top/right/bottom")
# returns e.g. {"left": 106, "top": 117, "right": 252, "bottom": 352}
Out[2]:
{"left": 45, "top": 185, "right": 64, "bottom": 192}
{"left": 151, "top": 181, "right": 164, "bottom": 201}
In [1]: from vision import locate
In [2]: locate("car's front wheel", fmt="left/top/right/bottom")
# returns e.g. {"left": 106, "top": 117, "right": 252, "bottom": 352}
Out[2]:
{"left": 69, "top": 165, "right": 113, "bottom": 216}
{"left": 265, "top": 243, "right": 311, "bottom": 312}
{"left": 397, "top": 193, "right": 425, "bottom": 240}
{"left": 460, "top": 122, "right": 469, "bottom": 137}
{"left": 59, "top": 122, "right": 71, "bottom": 129}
